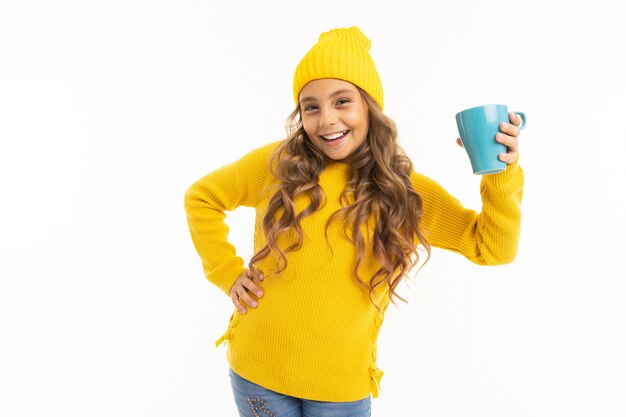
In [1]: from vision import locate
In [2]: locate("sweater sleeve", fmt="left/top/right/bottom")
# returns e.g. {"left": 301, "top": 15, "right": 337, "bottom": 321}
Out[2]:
{"left": 411, "top": 159, "right": 524, "bottom": 265}
{"left": 184, "top": 141, "right": 279, "bottom": 295}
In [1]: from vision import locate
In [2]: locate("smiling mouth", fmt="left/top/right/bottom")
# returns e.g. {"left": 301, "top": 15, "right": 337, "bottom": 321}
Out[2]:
{"left": 320, "top": 130, "right": 349, "bottom": 142}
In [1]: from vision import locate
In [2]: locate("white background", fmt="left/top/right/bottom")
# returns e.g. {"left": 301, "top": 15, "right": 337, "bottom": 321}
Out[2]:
{"left": 1, "top": 0, "right": 624, "bottom": 416}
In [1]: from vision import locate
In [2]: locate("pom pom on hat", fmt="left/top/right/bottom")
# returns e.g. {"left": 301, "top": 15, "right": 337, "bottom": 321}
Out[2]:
{"left": 293, "top": 26, "right": 384, "bottom": 111}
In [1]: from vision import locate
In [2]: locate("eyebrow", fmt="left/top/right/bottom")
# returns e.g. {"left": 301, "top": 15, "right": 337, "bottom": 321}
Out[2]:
{"left": 299, "top": 89, "right": 356, "bottom": 104}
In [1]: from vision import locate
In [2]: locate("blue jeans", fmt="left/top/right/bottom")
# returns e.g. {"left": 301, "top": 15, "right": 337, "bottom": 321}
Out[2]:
{"left": 229, "top": 368, "right": 372, "bottom": 417}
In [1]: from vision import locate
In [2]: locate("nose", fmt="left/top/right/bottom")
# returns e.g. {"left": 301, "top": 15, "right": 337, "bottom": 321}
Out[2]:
{"left": 318, "top": 107, "right": 337, "bottom": 127}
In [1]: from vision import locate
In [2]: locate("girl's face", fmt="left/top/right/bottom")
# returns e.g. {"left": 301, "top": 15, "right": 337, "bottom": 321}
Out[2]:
{"left": 299, "top": 78, "right": 369, "bottom": 162}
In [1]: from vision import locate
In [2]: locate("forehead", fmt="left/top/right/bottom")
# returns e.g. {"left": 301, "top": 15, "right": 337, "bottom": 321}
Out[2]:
{"left": 299, "top": 78, "right": 358, "bottom": 98}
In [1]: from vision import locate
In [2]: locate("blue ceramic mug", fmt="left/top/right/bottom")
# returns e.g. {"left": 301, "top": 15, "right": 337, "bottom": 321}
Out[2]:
{"left": 455, "top": 104, "right": 526, "bottom": 175}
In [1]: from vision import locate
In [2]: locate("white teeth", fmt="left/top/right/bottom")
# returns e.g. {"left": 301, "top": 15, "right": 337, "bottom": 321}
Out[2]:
{"left": 321, "top": 131, "right": 347, "bottom": 140}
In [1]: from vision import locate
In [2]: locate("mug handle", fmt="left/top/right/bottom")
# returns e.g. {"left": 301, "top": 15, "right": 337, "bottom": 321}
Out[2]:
{"left": 513, "top": 111, "right": 527, "bottom": 130}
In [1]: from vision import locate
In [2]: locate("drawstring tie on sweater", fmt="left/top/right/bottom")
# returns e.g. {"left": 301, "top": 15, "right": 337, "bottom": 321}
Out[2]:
{"left": 215, "top": 328, "right": 232, "bottom": 347}
{"left": 369, "top": 366, "right": 384, "bottom": 398}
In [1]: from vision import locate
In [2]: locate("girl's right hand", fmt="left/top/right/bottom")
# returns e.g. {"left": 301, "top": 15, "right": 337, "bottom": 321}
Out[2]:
{"left": 229, "top": 269, "right": 264, "bottom": 314}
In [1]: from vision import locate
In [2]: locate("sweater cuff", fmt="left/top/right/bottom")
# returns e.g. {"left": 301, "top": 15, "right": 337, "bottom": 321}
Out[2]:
{"left": 481, "top": 157, "right": 523, "bottom": 190}
{"left": 208, "top": 257, "right": 246, "bottom": 297}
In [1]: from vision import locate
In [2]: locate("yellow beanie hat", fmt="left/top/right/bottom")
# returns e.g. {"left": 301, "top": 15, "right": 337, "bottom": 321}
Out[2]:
{"left": 293, "top": 26, "right": 384, "bottom": 111}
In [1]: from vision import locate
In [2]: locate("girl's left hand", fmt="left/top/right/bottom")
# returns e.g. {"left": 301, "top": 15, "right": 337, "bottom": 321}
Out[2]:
{"left": 456, "top": 112, "right": 523, "bottom": 164}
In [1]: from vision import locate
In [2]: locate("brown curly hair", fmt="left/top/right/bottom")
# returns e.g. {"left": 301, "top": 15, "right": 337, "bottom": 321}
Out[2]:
{"left": 249, "top": 87, "right": 431, "bottom": 311}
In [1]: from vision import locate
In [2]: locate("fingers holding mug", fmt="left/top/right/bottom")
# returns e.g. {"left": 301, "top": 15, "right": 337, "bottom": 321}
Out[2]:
{"left": 509, "top": 111, "right": 526, "bottom": 130}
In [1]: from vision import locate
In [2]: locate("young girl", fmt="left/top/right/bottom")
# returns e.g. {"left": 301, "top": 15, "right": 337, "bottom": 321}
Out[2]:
{"left": 185, "top": 26, "right": 523, "bottom": 417}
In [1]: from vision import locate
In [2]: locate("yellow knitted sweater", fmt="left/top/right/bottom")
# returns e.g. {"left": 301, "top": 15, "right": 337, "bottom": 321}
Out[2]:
{"left": 184, "top": 140, "right": 523, "bottom": 401}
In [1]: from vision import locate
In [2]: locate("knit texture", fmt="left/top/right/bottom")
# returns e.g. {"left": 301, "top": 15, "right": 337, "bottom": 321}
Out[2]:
{"left": 184, "top": 141, "right": 524, "bottom": 401}
{"left": 293, "top": 26, "right": 384, "bottom": 110}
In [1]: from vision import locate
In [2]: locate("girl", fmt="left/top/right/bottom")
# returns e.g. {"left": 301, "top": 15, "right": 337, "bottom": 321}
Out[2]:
{"left": 185, "top": 26, "right": 523, "bottom": 417}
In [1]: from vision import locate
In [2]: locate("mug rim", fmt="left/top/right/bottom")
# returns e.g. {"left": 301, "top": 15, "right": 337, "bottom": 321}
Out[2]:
{"left": 455, "top": 103, "right": 507, "bottom": 117}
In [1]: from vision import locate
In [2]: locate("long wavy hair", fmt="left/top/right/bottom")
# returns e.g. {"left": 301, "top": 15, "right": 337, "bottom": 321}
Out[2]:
{"left": 249, "top": 87, "right": 431, "bottom": 311}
